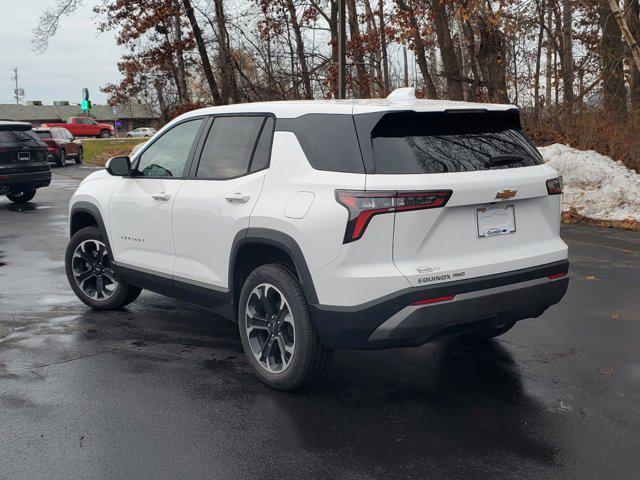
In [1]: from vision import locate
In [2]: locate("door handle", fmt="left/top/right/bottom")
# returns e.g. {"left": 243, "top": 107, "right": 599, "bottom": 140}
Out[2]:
{"left": 151, "top": 192, "right": 171, "bottom": 201}
{"left": 225, "top": 193, "right": 250, "bottom": 204}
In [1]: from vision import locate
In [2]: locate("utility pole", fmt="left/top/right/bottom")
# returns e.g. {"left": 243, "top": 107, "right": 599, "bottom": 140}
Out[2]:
{"left": 11, "top": 67, "right": 22, "bottom": 105}
{"left": 337, "top": 0, "right": 346, "bottom": 99}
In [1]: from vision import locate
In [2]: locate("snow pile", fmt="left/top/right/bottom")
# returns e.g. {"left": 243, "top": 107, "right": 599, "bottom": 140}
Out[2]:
{"left": 538, "top": 143, "right": 640, "bottom": 222}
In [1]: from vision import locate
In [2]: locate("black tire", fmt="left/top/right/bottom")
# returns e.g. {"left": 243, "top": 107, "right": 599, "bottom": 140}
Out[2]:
{"left": 99, "top": 130, "right": 111, "bottom": 138}
{"left": 57, "top": 149, "right": 66, "bottom": 167}
{"left": 460, "top": 322, "right": 515, "bottom": 341}
{"left": 65, "top": 226, "right": 141, "bottom": 310}
{"left": 7, "top": 190, "right": 36, "bottom": 203}
{"left": 75, "top": 147, "right": 83, "bottom": 164}
{"left": 126, "top": 134, "right": 132, "bottom": 138}
{"left": 238, "top": 264, "right": 332, "bottom": 390}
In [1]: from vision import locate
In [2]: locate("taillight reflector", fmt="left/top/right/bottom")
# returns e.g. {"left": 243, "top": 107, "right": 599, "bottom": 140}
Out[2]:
{"left": 548, "top": 272, "right": 567, "bottom": 280}
{"left": 546, "top": 176, "right": 563, "bottom": 195}
{"left": 336, "top": 189, "right": 452, "bottom": 243}
{"left": 413, "top": 295, "right": 455, "bottom": 305}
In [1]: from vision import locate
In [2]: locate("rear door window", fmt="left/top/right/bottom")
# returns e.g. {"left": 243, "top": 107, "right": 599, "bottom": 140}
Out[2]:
{"left": 195, "top": 116, "right": 266, "bottom": 179}
{"left": 364, "top": 110, "right": 543, "bottom": 174}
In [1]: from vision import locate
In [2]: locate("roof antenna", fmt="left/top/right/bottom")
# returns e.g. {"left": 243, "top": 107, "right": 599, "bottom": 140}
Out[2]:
{"left": 387, "top": 87, "right": 416, "bottom": 100}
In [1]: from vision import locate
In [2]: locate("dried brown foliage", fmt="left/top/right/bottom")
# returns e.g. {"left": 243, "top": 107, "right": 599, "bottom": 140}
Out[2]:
{"left": 524, "top": 110, "right": 640, "bottom": 174}
{"left": 562, "top": 207, "right": 640, "bottom": 231}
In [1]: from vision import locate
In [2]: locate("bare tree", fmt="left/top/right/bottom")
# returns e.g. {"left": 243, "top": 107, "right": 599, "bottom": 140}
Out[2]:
{"left": 32, "top": 0, "right": 84, "bottom": 53}
{"left": 182, "top": 0, "right": 223, "bottom": 104}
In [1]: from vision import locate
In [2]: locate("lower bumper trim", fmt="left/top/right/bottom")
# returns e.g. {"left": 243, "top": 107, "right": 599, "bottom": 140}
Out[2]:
{"left": 309, "top": 260, "right": 569, "bottom": 349}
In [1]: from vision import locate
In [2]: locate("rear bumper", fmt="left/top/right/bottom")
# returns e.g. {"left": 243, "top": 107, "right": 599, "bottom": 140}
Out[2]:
{"left": 0, "top": 170, "right": 52, "bottom": 195}
{"left": 309, "top": 260, "right": 569, "bottom": 349}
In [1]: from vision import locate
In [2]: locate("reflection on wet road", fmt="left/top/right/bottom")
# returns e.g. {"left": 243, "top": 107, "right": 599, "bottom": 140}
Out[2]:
{"left": 1, "top": 165, "right": 639, "bottom": 479}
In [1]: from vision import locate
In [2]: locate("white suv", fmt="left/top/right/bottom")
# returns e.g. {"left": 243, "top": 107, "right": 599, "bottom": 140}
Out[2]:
{"left": 65, "top": 90, "right": 569, "bottom": 389}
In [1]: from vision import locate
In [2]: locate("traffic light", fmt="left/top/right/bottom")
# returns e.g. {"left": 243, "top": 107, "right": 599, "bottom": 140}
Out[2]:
{"left": 81, "top": 100, "right": 91, "bottom": 111}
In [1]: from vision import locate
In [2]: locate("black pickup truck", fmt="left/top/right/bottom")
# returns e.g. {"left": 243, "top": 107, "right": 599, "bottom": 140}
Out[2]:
{"left": 0, "top": 121, "right": 51, "bottom": 203}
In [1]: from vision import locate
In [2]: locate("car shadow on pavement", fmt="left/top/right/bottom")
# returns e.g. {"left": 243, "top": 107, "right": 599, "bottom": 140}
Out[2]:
{"left": 43, "top": 299, "right": 558, "bottom": 475}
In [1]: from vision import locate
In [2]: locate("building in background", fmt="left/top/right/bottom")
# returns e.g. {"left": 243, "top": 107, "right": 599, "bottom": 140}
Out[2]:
{"left": 0, "top": 101, "right": 160, "bottom": 134}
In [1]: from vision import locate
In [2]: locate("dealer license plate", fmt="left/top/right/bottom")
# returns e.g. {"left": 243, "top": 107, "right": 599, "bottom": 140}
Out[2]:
{"left": 476, "top": 204, "right": 516, "bottom": 238}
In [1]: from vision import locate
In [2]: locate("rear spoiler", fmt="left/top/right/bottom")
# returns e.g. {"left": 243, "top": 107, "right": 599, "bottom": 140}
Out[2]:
{"left": 0, "top": 121, "right": 33, "bottom": 131}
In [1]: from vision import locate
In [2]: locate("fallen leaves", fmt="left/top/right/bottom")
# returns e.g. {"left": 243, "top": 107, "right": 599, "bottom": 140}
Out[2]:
{"left": 561, "top": 208, "right": 640, "bottom": 231}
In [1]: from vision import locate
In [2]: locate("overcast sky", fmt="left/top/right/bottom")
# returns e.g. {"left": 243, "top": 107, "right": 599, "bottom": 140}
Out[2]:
{"left": 0, "top": 0, "right": 124, "bottom": 105}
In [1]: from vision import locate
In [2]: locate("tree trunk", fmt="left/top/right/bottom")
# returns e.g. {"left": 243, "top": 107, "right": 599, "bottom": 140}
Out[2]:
{"left": 395, "top": 0, "right": 438, "bottom": 98}
{"left": 154, "top": 78, "right": 169, "bottom": 123}
{"left": 545, "top": 8, "right": 553, "bottom": 107}
{"left": 182, "top": 0, "right": 222, "bottom": 105}
{"left": 364, "top": 0, "right": 384, "bottom": 95}
{"left": 608, "top": 0, "right": 640, "bottom": 66}
{"left": 330, "top": 0, "right": 339, "bottom": 96}
{"left": 478, "top": 21, "right": 510, "bottom": 103}
{"left": 431, "top": 0, "right": 464, "bottom": 100}
{"left": 173, "top": 0, "right": 190, "bottom": 104}
{"left": 286, "top": 0, "right": 313, "bottom": 99}
{"left": 214, "top": 0, "right": 239, "bottom": 104}
{"left": 534, "top": 0, "right": 545, "bottom": 118}
{"left": 462, "top": 20, "right": 481, "bottom": 101}
{"left": 379, "top": 0, "right": 390, "bottom": 94}
{"left": 346, "top": 0, "right": 371, "bottom": 97}
{"left": 456, "top": 17, "right": 471, "bottom": 100}
{"left": 600, "top": 0, "right": 628, "bottom": 114}
{"left": 624, "top": 0, "right": 640, "bottom": 109}
{"left": 561, "top": 0, "right": 574, "bottom": 114}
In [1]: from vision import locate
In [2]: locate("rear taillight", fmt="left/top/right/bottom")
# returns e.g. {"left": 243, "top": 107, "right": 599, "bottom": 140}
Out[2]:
{"left": 336, "top": 190, "right": 452, "bottom": 243}
{"left": 546, "top": 176, "right": 563, "bottom": 195}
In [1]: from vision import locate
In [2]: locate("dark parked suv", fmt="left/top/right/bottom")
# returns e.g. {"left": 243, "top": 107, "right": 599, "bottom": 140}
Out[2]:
{"left": 0, "top": 121, "right": 51, "bottom": 204}
{"left": 34, "top": 127, "right": 83, "bottom": 167}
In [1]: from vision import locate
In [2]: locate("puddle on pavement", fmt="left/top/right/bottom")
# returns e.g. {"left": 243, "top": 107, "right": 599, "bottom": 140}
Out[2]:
{"left": 38, "top": 294, "right": 78, "bottom": 306}
{"left": 7, "top": 203, "right": 37, "bottom": 213}
{"left": 14, "top": 333, "right": 74, "bottom": 349}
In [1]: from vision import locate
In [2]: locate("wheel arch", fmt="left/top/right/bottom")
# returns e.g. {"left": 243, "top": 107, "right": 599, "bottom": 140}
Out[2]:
{"left": 229, "top": 228, "right": 319, "bottom": 313}
{"left": 69, "top": 202, "right": 112, "bottom": 253}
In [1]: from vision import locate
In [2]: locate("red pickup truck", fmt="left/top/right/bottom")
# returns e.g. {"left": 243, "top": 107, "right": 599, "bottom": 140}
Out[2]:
{"left": 42, "top": 117, "right": 114, "bottom": 138}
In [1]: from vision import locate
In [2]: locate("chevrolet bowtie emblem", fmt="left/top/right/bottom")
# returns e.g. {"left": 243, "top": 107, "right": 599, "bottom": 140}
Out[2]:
{"left": 495, "top": 189, "right": 517, "bottom": 200}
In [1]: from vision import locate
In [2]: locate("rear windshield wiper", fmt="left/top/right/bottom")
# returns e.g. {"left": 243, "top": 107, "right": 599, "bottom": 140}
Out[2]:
{"left": 487, "top": 155, "right": 525, "bottom": 166}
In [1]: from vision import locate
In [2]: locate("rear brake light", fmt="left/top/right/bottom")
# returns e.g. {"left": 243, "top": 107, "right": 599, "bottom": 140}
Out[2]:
{"left": 336, "top": 189, "right": 452, "bottom": 243}
{"left": 546, "top": 176, "right": 563, "bottom": 195}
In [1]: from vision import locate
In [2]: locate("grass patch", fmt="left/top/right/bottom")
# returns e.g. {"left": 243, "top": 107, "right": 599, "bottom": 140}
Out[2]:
{"left": 82, "top": 138, "right": 147, "bottom": 166}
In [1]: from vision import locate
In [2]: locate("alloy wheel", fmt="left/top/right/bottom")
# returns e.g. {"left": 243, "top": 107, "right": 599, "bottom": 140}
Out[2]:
{"left": 71, "top": 239, "right": 118, "bottom": 301}
{"left": 245, "top": 283, "right": 295, "bottom": 373}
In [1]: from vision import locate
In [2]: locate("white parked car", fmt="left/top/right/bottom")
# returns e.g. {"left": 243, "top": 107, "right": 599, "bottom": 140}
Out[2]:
{"left": 126, "top": 127, "right": 157, "bottom": 138}
{"left": 65, "top": 89, "right": 569, "bottom": 389}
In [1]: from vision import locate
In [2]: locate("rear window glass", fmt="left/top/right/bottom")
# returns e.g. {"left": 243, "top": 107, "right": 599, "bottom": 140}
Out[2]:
{"left": 368, "top": 110, "right": 543, "bottom": 174}
{"left": 35, "top": 131, "right": 52, "bottom": 139}
{"left": 0, "top": 128, "right": 41, "bottom": 144}
{"left": 276, "top": 115, "right": 364, "bottom": 173}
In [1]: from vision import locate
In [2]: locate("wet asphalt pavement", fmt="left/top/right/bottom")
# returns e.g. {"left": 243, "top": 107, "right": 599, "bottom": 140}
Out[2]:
{"left": 1, "top": 164, "right": 639, "bottom": 479}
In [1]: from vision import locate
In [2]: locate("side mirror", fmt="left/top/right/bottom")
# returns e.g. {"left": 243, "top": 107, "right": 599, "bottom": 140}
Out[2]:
{"left": 106, "top": 156, "right": 131, "bottom": 176}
